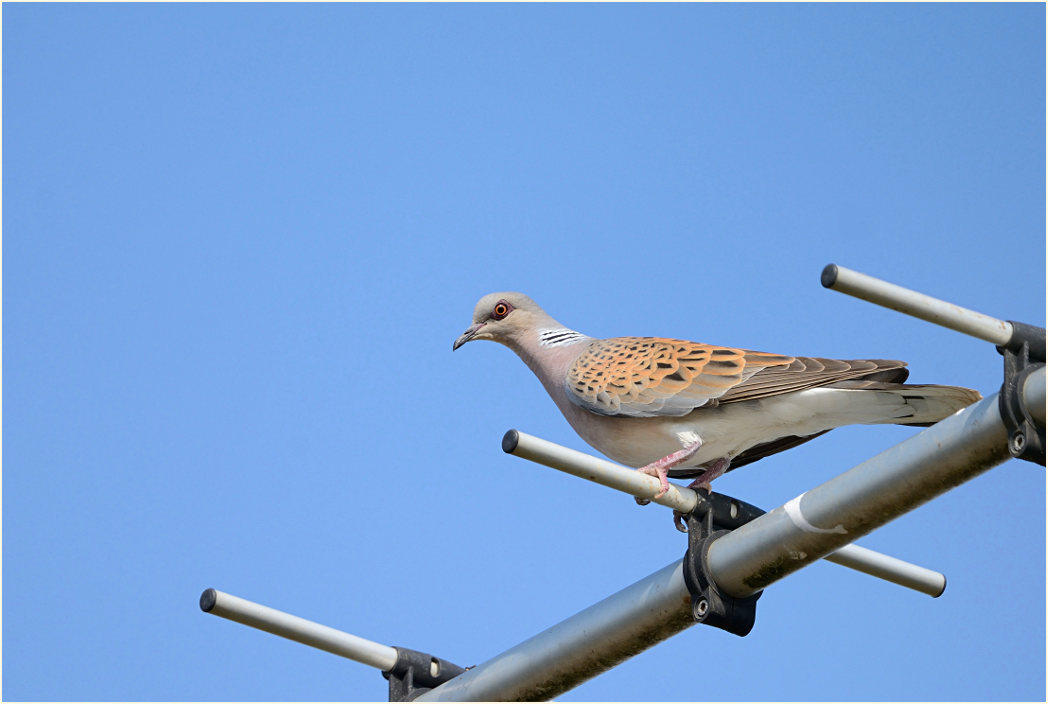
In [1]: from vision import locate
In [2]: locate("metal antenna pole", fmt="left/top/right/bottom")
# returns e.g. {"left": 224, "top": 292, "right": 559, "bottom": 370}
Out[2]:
{"left": 200, "top": 589, "right": 467, "bottom": 701}
{"left": 417, "top": 369, "right": 1043, "bottom": 701}
{"left": 502, "top": 429, "right": 947, "bottom": 597}
{"left": 821, "top": 263, "right": 1045, "bottom": 361}
{"left": 200, "top": 589, "right": 398, "bottom": 671}
{"left": 820, "top": 264, "right": 1014, "bottom": 344}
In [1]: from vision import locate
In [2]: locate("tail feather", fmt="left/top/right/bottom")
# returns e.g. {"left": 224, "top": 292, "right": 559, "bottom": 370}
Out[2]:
{"left": 827, "top": 380, "right": 982, "bottom": 425}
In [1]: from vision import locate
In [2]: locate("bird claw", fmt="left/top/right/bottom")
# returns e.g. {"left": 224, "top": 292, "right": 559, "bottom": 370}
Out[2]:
{"left": 635, "top": 463, "right": 671, "bottom": 502}
{"left": 635, "top": 444, "right": 714, "bottom": 534}
{"left": 670, "top": 459, "right": 733, "bottom": 532}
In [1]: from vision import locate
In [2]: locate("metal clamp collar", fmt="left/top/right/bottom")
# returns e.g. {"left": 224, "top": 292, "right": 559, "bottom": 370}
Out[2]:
{"left": 681, "top": 491, "right": 766, "bottom": 637}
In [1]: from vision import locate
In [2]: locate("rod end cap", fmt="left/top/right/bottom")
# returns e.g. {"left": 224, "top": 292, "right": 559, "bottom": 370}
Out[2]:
{"left": 199, "top": 588, "right": 218, "bottom": 612}
{"left": 502, "top": 429, "right": 520, "bottom": 454}
{"left": 821, "top": 263, "right": 839, "bottom": 288}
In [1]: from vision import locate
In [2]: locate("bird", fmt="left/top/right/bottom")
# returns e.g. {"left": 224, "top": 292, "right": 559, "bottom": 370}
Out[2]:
{"left": 453, "top": 292, "right": 982, "bottom": 509}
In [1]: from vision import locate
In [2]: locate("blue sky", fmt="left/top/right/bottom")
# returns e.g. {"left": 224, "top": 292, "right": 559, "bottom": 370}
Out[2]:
{"left": 2, "top": 3, "right": 1044, "bottom": 701}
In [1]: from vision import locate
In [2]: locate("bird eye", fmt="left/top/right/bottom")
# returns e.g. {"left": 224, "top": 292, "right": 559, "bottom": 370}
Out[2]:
{"left": 492, "top": 301, "right": 512, "bottom": 320}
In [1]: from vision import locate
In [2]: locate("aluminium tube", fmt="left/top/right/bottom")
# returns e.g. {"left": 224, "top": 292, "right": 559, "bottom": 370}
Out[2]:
{"left": 502, "top": 429, "right": 697, "bottom": 514}
{"left": 422, "top": 376, "right": 1036, "bottom": 702}
{"left": 1025, "top": 367, "right": 1046, "bottom": 426}
{"left": 199, "top": 588, "right": 398, "bottom": 671}
{"left": 415, "top": 560, "right": 693, "bottom": 702}
{"left": 821, "top": 264, "right": 1014, "bottom": 346}
{"left": 503, "top": 429, "right": 946, "bottom": 597}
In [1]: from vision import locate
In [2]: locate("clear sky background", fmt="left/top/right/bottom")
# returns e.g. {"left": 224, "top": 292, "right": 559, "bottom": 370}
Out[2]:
{"left": 3, "top": 3, "right": 1045, "bottom": 701}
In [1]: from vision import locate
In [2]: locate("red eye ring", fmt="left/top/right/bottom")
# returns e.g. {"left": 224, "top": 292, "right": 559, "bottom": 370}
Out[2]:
{"left": 492, "top": 301, "right": 512, "bottom": 320}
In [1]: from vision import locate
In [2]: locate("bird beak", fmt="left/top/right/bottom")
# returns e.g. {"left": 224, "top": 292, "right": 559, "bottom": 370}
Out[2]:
{"left": 453, "top": 322, "right": 484, "bottom": 351}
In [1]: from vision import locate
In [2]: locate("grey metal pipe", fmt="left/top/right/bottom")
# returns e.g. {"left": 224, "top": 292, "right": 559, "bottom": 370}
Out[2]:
{"left": 706, "top": 390, "right": 1012, "bottom": 598}
{"left": 821, "top": 263, "right": 1013, "bottom": 346}
{"left": 199, "top": 588, "right": 398, "bottom": 671}
{"left": 817, "top": 543, "right": 946, "bottom": 597}
{"left": 1024, "top": 366, "right": 1046, "bottom": 426}
{"left": 425, "top": 388, "right": 1016, "bottom": 700}
{"left": 504, "top": 430, "right": 946, "bottom": 597}
{"left": 503, "top": 429, "right": 697, "bottom": 513}
{"left": 415, "top": 561, "right": 693, "bottom": 701}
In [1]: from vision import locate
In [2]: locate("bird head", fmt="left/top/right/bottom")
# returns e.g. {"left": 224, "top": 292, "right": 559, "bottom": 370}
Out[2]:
{"left": 453, "top": 292, "right": 554, "bottom": 351}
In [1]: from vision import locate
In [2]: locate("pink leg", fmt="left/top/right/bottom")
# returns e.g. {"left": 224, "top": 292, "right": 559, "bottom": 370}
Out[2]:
{"left": 672, "top": 457, "right": 733, "bottom": 532}
{"left": 686, "top": 457, "right": 732, "bottom": 492}
{"left": 634, "top": 441, "right": 703, "bottom": 505}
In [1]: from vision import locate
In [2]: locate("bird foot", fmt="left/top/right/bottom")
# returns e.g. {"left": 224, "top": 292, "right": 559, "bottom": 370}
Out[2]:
{"left": 633, "top": 464, "right": 669, "bottom": 505}
{"left": 672, "top": 457, "right": 733, "bottom": 532}
{"left": 633, "top": 441, "right": 704, "bottom": 504}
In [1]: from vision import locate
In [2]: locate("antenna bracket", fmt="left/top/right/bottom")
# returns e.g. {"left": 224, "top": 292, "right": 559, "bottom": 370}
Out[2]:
{"left": 997, "top": 320, "right": 1046, "bottom": 466}
{"left": 681, "top": 492, "right": 765, "bottom": 637}
{"left": 383, "top": 647, "right": 467, "bottom": 702}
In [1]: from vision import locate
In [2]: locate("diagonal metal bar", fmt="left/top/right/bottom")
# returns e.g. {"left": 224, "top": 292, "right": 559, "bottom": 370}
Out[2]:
{"left": 502, "top": 429, "right": 947, "bottom": 597}
{"left": 418, "top": 370, "right": 1042, "bottom": 701}
{"left": 821, "top": 263, "right": 1014, "bottom": 345}
{"left": 199, "top": 588, "right": 398, "bottom": 671}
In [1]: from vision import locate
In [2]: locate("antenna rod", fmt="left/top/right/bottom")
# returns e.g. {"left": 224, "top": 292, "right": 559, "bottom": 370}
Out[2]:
{"left": 503, "top": 430, "right": 946, "bottom": 597}
{"left": 199, "top": 588, "right": 398, "bottom": 671}
{"left": 821, "top": 263, "right": 1013, "bottom": 345}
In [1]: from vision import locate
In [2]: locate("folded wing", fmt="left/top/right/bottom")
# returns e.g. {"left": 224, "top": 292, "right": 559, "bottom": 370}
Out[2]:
{"left": 564, "top": 336, "right": 910, "bottom": 418}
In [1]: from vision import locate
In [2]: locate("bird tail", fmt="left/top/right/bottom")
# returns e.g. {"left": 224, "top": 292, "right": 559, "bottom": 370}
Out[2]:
{"left": 828, "top": 380, "right": 982, "bottom": 426}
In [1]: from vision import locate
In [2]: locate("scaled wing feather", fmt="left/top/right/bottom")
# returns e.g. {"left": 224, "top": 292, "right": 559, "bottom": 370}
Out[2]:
{"left": 565, "top": 338, "right": 914, "bottom": 418}
{"left": 564, "top": 337, "right": 794, "bottom": 417}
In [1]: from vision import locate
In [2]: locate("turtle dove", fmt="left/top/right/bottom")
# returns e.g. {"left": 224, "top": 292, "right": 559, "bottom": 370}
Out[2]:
{"left": 454, "top": 292, "right": 981, "bottom": 503}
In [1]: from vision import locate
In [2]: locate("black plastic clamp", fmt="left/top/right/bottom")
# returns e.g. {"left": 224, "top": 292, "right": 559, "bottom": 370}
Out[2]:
{"left": 383, "top": 646, "right": 467, "bottom": 702}
{"left": 681, "top": 491, "right": 767, "bottom": 637}
{"left": 996, "top": 320, "right": 1046, "bottom": 466}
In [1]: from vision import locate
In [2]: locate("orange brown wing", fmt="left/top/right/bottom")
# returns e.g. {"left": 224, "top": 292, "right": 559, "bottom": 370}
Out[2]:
{"left": 564, "top": 337, "right": 795, "bottom": 417}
